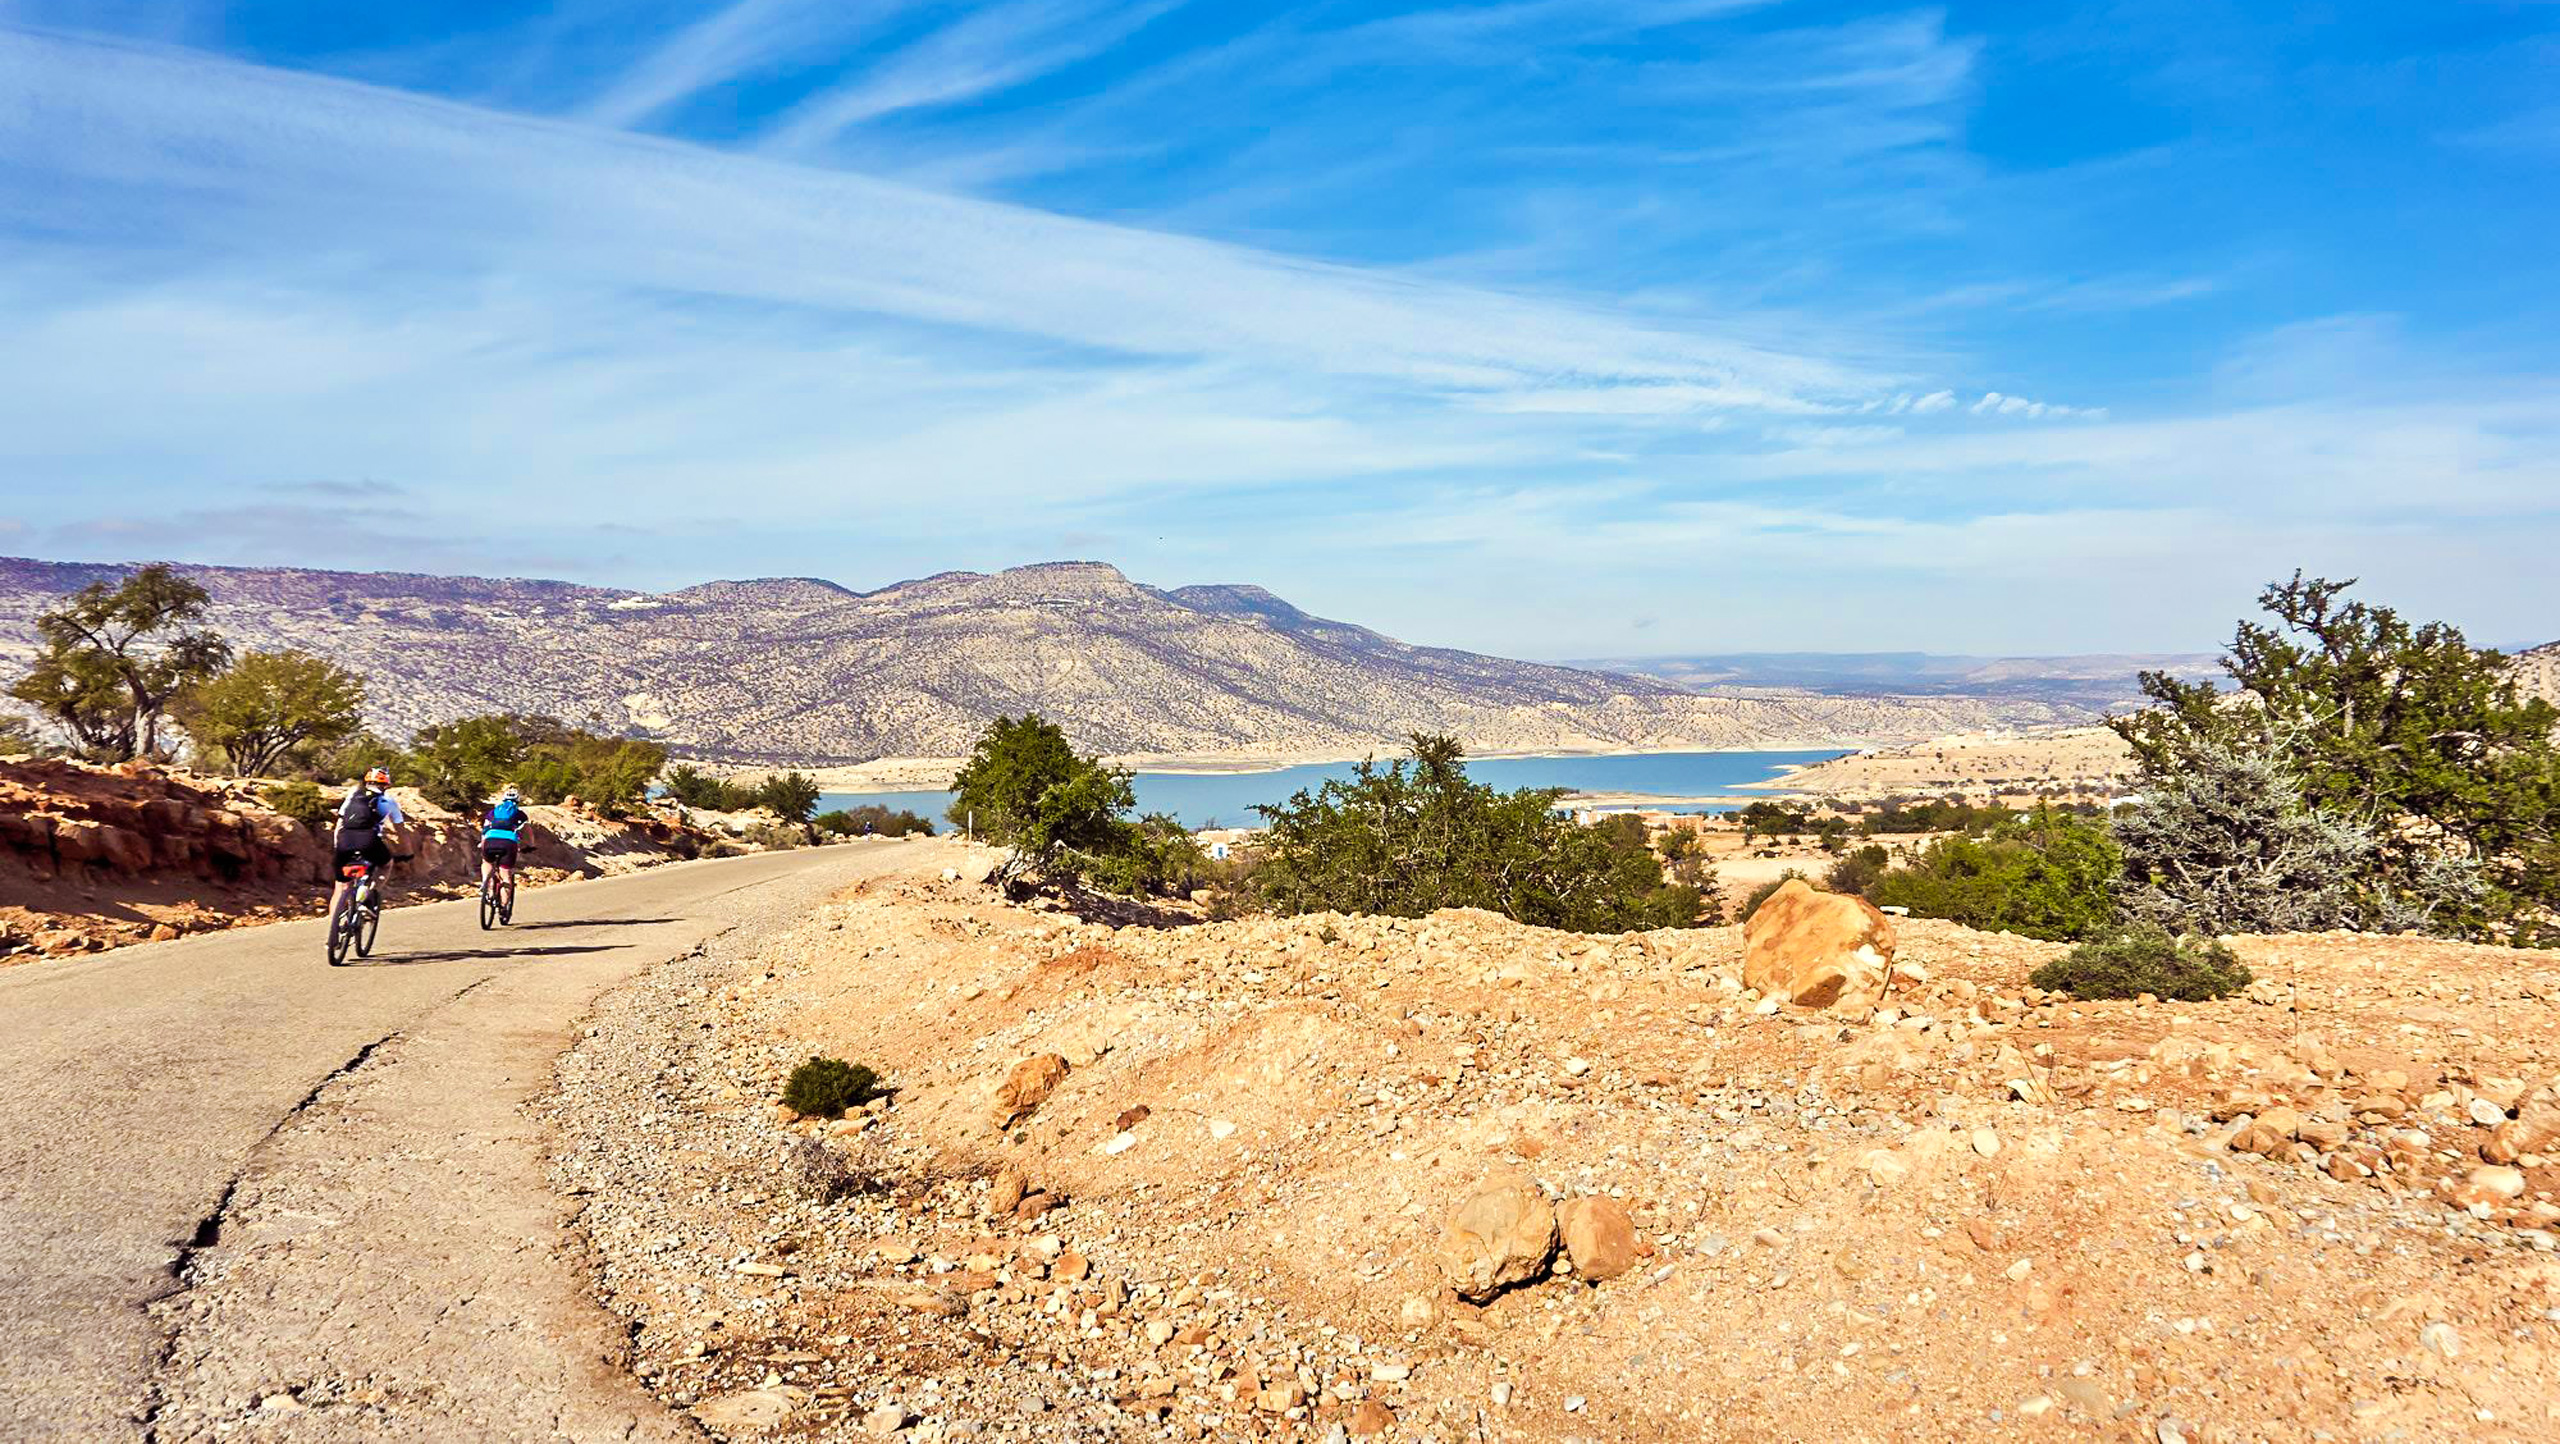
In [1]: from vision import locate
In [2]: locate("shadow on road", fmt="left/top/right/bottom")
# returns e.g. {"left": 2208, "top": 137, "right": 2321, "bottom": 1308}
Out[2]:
{"left": 497, "top": 918, "right": 680, "bottom": 932}
{"left": 348, "top": 943, "right": 622, "bottom": 966}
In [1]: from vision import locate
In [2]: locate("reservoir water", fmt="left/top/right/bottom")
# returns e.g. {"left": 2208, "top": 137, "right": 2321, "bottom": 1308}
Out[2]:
{"left": 818, "top": 748, "right": 1842, "bottom": 832}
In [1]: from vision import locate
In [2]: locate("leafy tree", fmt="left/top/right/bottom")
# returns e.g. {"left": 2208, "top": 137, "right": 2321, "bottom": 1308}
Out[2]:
{"left": 406, "top": 715, "right": 524, "bottom": 811}
{"left": 815, "top": 805, "right": 936, "bottom": 838}
{"left": 2109, "top": 729, "right": 2473, "bottom": 935}
{"left": 1248, "top": 735, "right": 1701, "bottom": 932}
{"left": 2114, "top": 573, "right": 2560, "bottom": 943}
{"left": 1822, "top": 843, "right": 1891, "bottom": 898}
{"left": 949, "top": 714, "right": 1149, "bottom": 886}
{"left": 172, "top": 649, "right": 366, "bottom": 777}
{"left": 1868, "top": 808, "right": 2121, "bottom": 942}
{"left": 312, "top": 730, "right": 403, "bottom": 786}
{"left": 1737, "top": 869, "right": 1810, "bottom": 922}
{"left": 664, "top": 762, "right": 752, "bottom": 811}
{"left": 0, "top": 715, "right": 54, "bottom": 757}
{"left": 9, "top": 564, "right": 230, "bottom": 761}
{"left": 756, "top": 770, "right": 823, "bottom": 827}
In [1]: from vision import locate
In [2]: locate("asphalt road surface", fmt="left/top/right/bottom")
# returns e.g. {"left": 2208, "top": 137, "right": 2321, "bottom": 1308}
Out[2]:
{"left": 0, "top": 838, "right": 966, "bottom": 1441}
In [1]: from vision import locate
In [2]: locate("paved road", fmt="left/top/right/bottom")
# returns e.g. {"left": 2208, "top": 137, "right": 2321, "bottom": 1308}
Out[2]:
{"left": 0, "top": 839, "right": 964, "bottom": 1441}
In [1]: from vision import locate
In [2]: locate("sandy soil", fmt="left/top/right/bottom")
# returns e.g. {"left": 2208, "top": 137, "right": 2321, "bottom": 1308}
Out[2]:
{"left": 552, "top": 874, "right": 2560, "bottom": 1442}
{"left": 1766, "top": 727, "right": 2135, "bottom": 805}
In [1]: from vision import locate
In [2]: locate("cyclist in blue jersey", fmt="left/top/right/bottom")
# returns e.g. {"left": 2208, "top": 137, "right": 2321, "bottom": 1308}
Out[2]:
{"left": 479, "top": 784, "right": 529, "bottom": 888}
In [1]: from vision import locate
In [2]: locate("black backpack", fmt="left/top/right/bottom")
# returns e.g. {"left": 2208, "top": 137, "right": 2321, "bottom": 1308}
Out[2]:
{"left": 336, "top": 786, "right": 382, "bottom": 840}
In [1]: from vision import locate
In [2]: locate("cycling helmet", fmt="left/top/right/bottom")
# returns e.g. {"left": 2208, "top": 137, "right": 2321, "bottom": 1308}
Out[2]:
{"left": 365, "top": 766, "right": 392, "bottom": 787}
{"left": 501, "top": 784, "right": 521, "bottom": 802}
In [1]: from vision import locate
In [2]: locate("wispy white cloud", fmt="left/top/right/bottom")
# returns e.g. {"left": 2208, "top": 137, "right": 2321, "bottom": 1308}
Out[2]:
{"left": 762, "top": 0, "right": 1183, "bottom": 154}
{"left": 580, "top": 0, "right": 926, "bottom": 129}
{"left": 0, "top": 26, "right": 1885, "bottom": 414}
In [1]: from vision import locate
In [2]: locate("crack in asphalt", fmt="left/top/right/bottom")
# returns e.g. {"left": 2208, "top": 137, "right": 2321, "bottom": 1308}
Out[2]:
{"left": 135, "top": 973, "right": 500, "bottom": 1438}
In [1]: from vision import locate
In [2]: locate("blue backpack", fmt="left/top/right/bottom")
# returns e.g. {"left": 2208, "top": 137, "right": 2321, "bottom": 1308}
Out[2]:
{"left": 487, "top": 798, "right": 524, "bottom": 840}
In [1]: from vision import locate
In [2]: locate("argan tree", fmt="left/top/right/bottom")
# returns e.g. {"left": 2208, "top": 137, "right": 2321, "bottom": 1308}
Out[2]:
{"left": 173, "top": 649, "right": 367, "bottom": 777}
{"left": 9, "top": 564, "right": 230, "bottom": 761}
{"left": 2114, "top": 573, "right": 2559, "bottom": 943}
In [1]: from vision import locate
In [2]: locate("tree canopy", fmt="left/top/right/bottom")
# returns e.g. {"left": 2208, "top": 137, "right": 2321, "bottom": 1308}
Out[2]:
{"left": 172, "top": 649, "right": 366, "bottom": 777}
{"left": 2112, "top": 573, "right": 2558, "bottom": 943}
{"left": 8, "top": 564, "right": 230, "bottom": 761}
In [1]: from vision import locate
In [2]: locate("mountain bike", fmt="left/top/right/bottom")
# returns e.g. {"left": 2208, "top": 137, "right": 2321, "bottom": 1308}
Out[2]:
{"left": 325, "top": 854, "right": 408, "bottom": 966}
{"left": 478, "top": 848, "right": 522, "bottom": 930}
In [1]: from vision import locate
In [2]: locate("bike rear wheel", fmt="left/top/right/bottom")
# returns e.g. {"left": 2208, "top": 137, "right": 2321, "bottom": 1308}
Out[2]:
{"left": 326, "top": 903, "right": 354, "bottom": 966}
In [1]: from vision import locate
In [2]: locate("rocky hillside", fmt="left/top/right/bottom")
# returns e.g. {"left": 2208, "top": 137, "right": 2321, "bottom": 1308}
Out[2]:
{"left": 545, "top": 867, "right": 2560, "bottom": 1441}
{"left": 2514, "top": 641, "right": 2560, "bottom": 708}
{"left": 0, "top": 558, "right": 2089, "bottom": 764}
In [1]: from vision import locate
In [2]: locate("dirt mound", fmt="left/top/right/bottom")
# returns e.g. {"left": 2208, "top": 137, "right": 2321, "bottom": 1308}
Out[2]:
{"left": 559, "top": 881, "right": 2560, "bottom": 1440}
{"left": 0, "top": 757, "right": 724, "bottom": 959}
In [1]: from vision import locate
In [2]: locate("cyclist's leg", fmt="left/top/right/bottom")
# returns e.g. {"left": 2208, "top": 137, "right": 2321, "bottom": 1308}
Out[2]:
{"left": 363, "top": 841, "right": 391, "bottom": 908}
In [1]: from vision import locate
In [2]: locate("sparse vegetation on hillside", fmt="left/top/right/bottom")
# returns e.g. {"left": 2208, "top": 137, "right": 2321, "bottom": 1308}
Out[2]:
{"left": 2115, "top": 573, "right": 2558, "bottom": 945}
{"left": 9, "top": 563, "right": 230, "bottom": 762}
{"left": 1248, "top": 735, "right": 1704, "bottom": 932}
{"left": 172, "top": 648, "right": 366, "bottom": 777}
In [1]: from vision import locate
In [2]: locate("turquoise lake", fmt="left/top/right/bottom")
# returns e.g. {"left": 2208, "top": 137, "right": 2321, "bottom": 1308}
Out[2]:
{"left": 819, "top": 748, "right": 1842, "bottom": 832}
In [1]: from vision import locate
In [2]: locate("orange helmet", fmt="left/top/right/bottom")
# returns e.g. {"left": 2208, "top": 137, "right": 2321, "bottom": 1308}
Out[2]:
{"left": 365, "top": 766, "right": 391, "bottom": 787}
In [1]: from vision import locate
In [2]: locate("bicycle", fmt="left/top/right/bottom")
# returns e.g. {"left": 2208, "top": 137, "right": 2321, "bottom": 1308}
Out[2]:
{"left": 478, "top": 849, "right": 521, "bottom": 930}
{"left": 325, "top": 853, "right": 409, "bottom": 966}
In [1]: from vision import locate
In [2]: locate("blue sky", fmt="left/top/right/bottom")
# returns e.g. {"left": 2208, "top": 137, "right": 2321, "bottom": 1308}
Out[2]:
{"left": 0, "top": 2, "right": 2553, "bottom": 657}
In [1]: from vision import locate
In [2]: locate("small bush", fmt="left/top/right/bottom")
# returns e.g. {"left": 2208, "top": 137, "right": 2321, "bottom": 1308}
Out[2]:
{"left": 261, "top": 779, "right": 333, "bottom": 829}
{"left": 784, "top": 1133, "right": 859, "bottom": 1202}
{"left": 742, "top": 820, "right": 805, "bottom": 851}
{"left": 781, "top": 1055, "right": 880, "bottom": 1118}
{"left": 1822, "top": 844, "right": 1890, "bottom": 897}
{"left": 1737, "top": 869, "right": 1808, "bottom": 922}
{"left": 2030, "top": 924, "right": 2253, "bottom": 1002}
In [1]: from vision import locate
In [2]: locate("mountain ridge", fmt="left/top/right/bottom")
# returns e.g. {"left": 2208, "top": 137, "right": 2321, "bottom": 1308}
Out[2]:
{"left": 0, "top": 555, "right": 2108, "bottom": 764}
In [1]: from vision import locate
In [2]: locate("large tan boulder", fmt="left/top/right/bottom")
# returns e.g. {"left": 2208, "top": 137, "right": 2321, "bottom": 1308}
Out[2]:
{"left": 1742, "top": 879, "right": 1895, "bottom": 1011}
{"left": 1436, "top": 1174, "right": 1557, "bottom": 1301}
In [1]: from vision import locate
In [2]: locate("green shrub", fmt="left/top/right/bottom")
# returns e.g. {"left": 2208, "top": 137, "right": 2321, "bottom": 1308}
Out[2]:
{"left": 1737, "top": 869, "right": 1808, "bottom": 922}
{"left": 814, "top": 804, "right": 937, "bottom": 838}
{"left": 261, "top": 779, "right": 332, "bottom": 829}
{"left": 781, "top": 1055, "right": 880, "bottom": 1118}
{"left": 2031, "top": 925, "right": 2253, "bottom": 1001}
{"left": 1868, "top": 808, "right": 2120, "bottom": 942}
{"left": 1822, "top": 843, "right": 1890, "bottom": 897}
{"left": 1248, "top": 735, "right": 1702, "bottom": 932}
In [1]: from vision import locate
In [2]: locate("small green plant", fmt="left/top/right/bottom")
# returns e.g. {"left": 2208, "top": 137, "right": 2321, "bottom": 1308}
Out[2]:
{"left": 2030, "top": 924, "right": 2254, "bottom": 1002}
{"left": 1736, "top": 869, "right": 1808, "bottom": 923}
{"left": 261, "top": 779, "right": 332, "bottom": 829}
{"left": 781, "top": 1055, "right": 880, "bottom": 1118}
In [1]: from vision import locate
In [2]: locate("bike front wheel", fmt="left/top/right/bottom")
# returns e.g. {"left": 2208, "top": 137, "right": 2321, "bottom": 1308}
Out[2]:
{"left": 326, "top": 904, "right": 354, "bottom": 966}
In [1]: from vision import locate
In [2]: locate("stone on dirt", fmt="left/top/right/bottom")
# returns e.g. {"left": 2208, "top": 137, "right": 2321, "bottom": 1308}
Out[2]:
{"left": 1438, "top": 1174, "right": 1559, "bottom": 1301}
{"left": 1741, "top": 879, "right": 1895, "bottom": 1011}
{"left": 992, "top": 1052, "right": 1070, "bottom": 1126}
{"left": 1558, "top": 1195, "right": 1640, "bottom": 1281}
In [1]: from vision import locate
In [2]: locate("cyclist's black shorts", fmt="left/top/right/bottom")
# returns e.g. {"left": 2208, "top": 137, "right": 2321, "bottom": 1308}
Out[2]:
{"left": 481, "top": 839, "right": 520, "bottom": 868}
{"left": 333, "top": 840, "right": 390, "bottom": 878}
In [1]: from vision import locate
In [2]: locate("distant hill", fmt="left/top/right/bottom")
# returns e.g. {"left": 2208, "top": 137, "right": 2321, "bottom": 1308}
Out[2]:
{"left": 0, "top": 557, "right": 2104, "bottom": 764}
{"left": 2512, "top": 641, "right": 2560, "bottom": 707}
{"left": 1576, "top": 650, "right": 2224, "bottom": 712}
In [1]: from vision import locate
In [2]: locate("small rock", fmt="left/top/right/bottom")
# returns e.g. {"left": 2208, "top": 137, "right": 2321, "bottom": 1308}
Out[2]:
{"left": 1207, "top": 1118, "right": 1238, "bottom": 1140}
{"left": 695, "top": 1390, "right": 796, "bottom": 1429}
{"left": 1558, "top": 1195, "right": 1640, "bottom": 1281}
{"left": 1437, "top": 1175, "right": 1558, "bottom": 1301}
{"left": 2469, "top": 1097, "right": 2507, "bottom": 1127}
{"left": 992, "top": 1054, "right": 1069, "bottom": 1127}
{"left": 863, "top": 1401, "right": 910, "bottom": 1435}
{"left": 1348, "top": 1400, "right": 1395, "bottom": 1436}
{"left": 1490, "top": 1381, "right": 1514, "bottom": 1407}
{"left": 2420, "top": 1321, "right": 2460, "bottom": 1359}
{"left": 989, "top": 1165, "right": 1028, "bottom": 1215}
{"left": 1101, "top": 1131, "right": 1137, "bottom": 1156}
{"left": 1970, "top": 1127, "right": 2000, "bottom": 1158}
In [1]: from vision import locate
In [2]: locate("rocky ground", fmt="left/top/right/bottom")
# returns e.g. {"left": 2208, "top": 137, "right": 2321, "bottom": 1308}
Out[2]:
{"left": 0, "top": 756, "right": 741, "bottom": 959}
{"left": 547, "top": 874, "right": 2560, "bottom": 1442}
